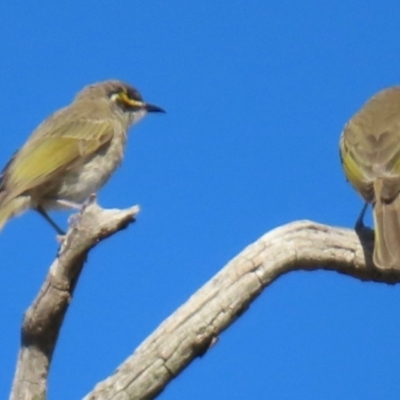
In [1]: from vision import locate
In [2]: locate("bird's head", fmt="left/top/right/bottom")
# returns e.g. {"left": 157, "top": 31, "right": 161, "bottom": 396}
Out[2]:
{"left": 75, "top": 80, "right": 165, "bottom": 126}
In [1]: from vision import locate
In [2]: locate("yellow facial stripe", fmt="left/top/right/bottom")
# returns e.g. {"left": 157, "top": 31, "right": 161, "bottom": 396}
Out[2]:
{"left": 119, "top": 92, "right": 144, "bottom": 108}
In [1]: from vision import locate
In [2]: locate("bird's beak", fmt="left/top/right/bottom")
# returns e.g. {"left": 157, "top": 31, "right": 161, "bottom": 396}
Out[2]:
{"left": 144, "top": 103, "right": 166, "bottom": 113}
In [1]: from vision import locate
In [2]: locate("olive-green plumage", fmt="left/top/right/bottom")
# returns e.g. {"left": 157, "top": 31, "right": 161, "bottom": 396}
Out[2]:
{"left": 340, "top": 87, "right": 400, "bottom": 270}
{"left": 0, "top": 80, "right": 165, "bottom": 233}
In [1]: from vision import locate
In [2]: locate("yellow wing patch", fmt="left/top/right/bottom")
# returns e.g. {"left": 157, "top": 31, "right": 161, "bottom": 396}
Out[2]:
{"left": 3, "top": 119, "right": 114, "bottom": 199}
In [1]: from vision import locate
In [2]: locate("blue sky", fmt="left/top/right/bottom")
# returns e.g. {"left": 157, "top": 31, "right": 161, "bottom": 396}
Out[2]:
{"left": 1, "top": 1, "right": 400, "bottom": 399}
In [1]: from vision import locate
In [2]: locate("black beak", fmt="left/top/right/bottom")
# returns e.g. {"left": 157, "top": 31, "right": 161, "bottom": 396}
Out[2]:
{"left": 144, "top": 103, "right": 166, "bottom": 113}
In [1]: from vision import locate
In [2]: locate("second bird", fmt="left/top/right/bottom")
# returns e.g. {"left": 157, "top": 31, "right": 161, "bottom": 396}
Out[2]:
{"left": 0, "top": 79, "right": 165, "bottom": 233}
{"left": 340, "top": 87, "right": 400, "bottom": 270}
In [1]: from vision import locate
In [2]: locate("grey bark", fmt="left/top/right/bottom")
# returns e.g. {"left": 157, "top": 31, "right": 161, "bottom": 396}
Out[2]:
{"left": 10, "top": 206, "right": 398, "bottom": 400}
{"left": 10, "top": 196, "right": 139, "bottom": 400}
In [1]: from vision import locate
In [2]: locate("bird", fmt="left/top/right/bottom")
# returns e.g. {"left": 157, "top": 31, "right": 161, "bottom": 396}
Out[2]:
{"left": 340, "top": 86, "right": 400, "bottom": 270}
{"left": 0, "top": 79, "right": 165, "bottom": 234}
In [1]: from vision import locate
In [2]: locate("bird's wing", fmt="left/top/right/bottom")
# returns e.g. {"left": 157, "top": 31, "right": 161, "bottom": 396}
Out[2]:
{"left": 340, "top": 126, "right": 375, "bottom": 202}
{"left": 2, "top": 117, "right": 115, "bottom": 199}
{"left": 341, "top": 121, "right": 400, "bottom": 203}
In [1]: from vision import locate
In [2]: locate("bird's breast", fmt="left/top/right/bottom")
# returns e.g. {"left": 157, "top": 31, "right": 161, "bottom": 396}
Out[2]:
{"left": 51, "top": 131, "right": 127, "bottom": 204}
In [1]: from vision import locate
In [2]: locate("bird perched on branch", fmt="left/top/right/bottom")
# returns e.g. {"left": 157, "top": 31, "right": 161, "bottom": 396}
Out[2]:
{"left": 0, "top": 80, "right": 165, "bottom": 234}
{"left": 340, "top": 87, "right": 400, "bottom": 270}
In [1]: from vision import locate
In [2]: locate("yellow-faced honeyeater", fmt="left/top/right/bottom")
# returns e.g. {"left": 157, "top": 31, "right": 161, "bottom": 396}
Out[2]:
{"left": 0, "top": 80, "right": 165, "bottom": 233}
{"left": 340, "top": 87, "right": 400, "bottom": 270}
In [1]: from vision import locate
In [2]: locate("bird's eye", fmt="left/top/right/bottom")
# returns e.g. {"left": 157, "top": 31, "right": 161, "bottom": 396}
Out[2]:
{"left": 109, "top": 90, "right": 144, "bottom": 111}
{"left": 126, "top": 87, "right": 143, "bottom": 102}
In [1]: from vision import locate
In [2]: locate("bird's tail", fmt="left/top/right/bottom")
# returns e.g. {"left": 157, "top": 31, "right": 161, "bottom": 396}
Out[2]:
{"left": 373, "top": 195, "right": 400, "bottom": 270}
{"left": 0, "top": 194, "right": 30, "bottom": 232}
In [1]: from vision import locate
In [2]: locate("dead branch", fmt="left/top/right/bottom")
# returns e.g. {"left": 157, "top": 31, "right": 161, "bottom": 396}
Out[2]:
{"left": 82, "top": 221, "right": 400, "bottom": 400}
{"left": 10, "top": 196, "right": 140, "bottom": 400}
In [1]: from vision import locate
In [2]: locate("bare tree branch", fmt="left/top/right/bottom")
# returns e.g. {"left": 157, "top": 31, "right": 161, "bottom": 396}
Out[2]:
{"left": 83, "top": 221, "right": 400, "bottom": 400}
{"left": 11, "top": 214, "right": 400, "bottom": 400}
{"left": 10, "top": 197, "right": 140, "bottom": 400}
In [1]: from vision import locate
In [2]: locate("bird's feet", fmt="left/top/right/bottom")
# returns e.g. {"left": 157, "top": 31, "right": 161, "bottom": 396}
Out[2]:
{"left": 355, "top": 202, "right": 369, "bottom": 231}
